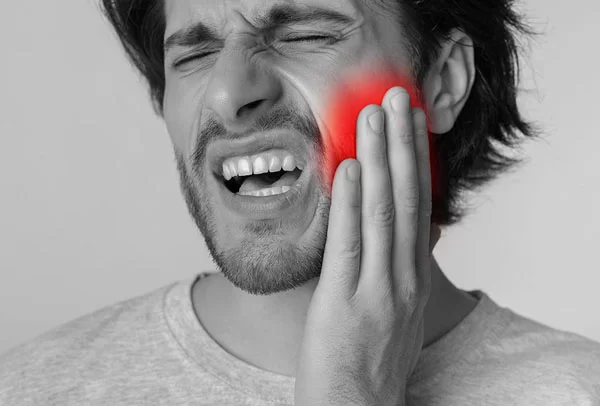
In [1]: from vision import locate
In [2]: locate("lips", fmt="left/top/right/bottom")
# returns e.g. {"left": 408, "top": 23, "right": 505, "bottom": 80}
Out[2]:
{"left": 208, "top": 130, "right": 309, "bottom": 176}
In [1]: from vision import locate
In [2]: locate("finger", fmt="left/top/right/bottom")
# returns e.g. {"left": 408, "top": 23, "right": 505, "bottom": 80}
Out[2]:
{"left": 429, "top": 223, "right": 441, "bottom": 253}
{"left": 319, "top": 158, "right": 362, "bottom": 300}
{"left": 354, "top": 105, "right": 395, "bottom": 298}
{"left": 412, "top": 108, "right": 433, "bottom": 301}
{"left": 380, "top": 87, "right": 419, "bottom": 301}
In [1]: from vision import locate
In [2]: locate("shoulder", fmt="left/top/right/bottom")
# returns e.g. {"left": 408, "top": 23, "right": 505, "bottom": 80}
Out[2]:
{"left": 491, "top": 308, "right": 600, "bottom": 400}
{"left": 501, "top": 309, "right": 600, "bottom": 362}
{"left": 0, "top": 282, "right": 175, "bottom": 404}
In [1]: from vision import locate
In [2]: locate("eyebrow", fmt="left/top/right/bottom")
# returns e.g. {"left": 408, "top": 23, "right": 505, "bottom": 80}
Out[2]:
{"left": 164, "top": 4, "right": 355, "bottom": 52}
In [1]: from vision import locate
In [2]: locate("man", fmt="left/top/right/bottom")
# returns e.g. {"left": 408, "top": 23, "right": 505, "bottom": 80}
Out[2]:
{"left": 1, "top": 0, "right": 599, "bottom": 404}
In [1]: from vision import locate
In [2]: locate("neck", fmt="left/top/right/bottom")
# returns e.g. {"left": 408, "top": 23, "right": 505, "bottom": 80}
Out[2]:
{"left": 194, "top": 255, "right": 478, "bottom": 377}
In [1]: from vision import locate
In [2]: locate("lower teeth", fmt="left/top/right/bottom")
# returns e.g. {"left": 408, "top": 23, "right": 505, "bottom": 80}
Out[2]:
{"left": 237, "top": 185, "right": 292, "bottom": 197}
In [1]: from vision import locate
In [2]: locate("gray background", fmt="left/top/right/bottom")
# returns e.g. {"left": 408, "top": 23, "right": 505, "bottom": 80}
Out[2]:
{"left": 1, "top": 0, "right": 598, "bottom": 353}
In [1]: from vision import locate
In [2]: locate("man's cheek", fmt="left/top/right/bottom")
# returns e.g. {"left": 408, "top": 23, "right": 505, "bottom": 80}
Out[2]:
{"left": 322, "top": 67, "right": 441, "bottom": 204}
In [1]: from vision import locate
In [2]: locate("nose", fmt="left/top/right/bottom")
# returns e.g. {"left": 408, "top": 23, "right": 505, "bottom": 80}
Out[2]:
{"left": 203, "top": 47, "right": 283, "bottom": 131}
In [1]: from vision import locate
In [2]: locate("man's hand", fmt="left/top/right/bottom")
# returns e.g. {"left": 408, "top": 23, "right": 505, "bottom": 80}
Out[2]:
{"left": 294, "top": 87, "right": 434, "bottom": 406}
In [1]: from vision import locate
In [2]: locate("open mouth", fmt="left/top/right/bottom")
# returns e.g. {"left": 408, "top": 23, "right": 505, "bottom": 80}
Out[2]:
{"left": 223, "top": 168, "right": 303, "bottom": 195}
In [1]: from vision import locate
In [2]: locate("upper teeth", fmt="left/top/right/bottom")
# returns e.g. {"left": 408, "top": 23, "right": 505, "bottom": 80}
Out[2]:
{"left": 222, "top": 150, "right": 304, "bottom": 181}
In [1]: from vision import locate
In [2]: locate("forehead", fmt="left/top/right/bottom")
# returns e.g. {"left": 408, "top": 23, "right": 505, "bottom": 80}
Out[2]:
{"left": 164, "top": 0, "right": 363, "bottom": 35}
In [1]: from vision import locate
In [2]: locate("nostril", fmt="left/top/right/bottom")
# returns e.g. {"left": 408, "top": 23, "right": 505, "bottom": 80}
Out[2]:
{"left": 236, "top": 99, "right": 266, "bottom": 119}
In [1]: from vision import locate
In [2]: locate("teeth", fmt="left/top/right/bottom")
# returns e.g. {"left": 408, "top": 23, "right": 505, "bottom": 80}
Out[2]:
{"left": 237, "top": 159, "right": 252, "bottom": 176}
{"left": 282, "top": 155, "right": 296, "bottom": 171}
{"left": 238, "top": 185, "right": 292, "bottom": 197}
{"left": 269, "top": 156, "right": 282, "bottom": 172}
{"left": 221, "top": 151, "right": 304, "bottom": 180}
{"left": 227, "top": 161, "right": 237, "bottom": 180}
{"left": 222, "top": 162, "right": 231, "bottom": 180}
{"left": 252, "top": 156, "right": 268, "bottom": 175}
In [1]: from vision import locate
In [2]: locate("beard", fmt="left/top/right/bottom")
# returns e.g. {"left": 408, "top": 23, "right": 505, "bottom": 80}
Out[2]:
{"left": 173, "top": 105, "right": 331, "bottom": 296}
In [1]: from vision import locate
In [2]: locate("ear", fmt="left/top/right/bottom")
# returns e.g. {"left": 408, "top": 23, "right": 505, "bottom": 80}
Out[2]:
{"left": 422, "top": 29, "right": 476, "bottom": 134}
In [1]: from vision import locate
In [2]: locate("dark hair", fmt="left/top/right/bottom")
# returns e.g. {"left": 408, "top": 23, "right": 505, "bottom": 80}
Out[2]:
{"left": 100, "top": 0, "right": 541, "bottom": 227}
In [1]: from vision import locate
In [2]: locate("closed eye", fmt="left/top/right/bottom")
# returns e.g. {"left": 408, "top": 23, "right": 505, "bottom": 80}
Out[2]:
{"left": 280, "top": 35, "right": 333, "bottom": 43}
{"left": 174, "top": 35, "right": 335, "bottom": 68}
{"left": 174, "top": 52, "right": 216, "bottom": 68}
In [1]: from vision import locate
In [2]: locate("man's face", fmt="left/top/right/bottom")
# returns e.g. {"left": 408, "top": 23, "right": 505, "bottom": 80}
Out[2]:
{"left": 162, "top": 0, "right": 413, "bottom": 295}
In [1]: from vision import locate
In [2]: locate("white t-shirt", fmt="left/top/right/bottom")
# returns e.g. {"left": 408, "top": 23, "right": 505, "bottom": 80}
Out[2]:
{"left": 1, "top": 272, "right": 599, "bottom": 405}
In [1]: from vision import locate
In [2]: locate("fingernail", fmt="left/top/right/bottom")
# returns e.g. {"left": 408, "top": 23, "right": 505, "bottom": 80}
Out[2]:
{"left": 391, "top": 91, "right": 406, "bottom": 113}
{"left": 368, "top": 111, "right": 384, "bottom": 133}
{"left": 346, "top": 161, "right": 360, "bottom": 181}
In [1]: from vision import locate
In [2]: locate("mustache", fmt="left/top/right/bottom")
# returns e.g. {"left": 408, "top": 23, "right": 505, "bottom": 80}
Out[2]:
{"left": 191, "top": 104, "right": 324, "bottom": 177}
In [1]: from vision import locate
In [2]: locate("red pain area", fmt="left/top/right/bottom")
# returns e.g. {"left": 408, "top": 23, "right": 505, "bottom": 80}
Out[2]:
{"left": 321, "top": 67, "right": 441, "bottom": 204}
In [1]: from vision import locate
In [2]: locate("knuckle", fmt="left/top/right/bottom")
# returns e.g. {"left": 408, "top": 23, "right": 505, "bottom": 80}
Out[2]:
{"left": 415, "top": 127, "right": 428, "bottom": 140}
{"left": 420, "top": 196, "right": 433, "bottom": 214}
{"left": 402, "top": 191, "right": 420, "bottom": 213}
{"left": 399, "top": 130, "right": 415, "bottom": 145}
{"left": 339, "top": 237, "right": 361, "bottom": 261}
{"left": 368, "top": 202, "right": 395, "bottom": 226}
{"left": 399, "top": 285, "right": 420, "bottom": 310}
{"left": 413, "top": 108, "right": 427, "bottom": 127}
{"left": 369, "top": 144, "right": 388, "bottom": 163}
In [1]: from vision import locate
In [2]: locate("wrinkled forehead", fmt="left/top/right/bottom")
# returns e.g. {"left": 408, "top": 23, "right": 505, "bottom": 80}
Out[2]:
{"left": 163, "top": 0, "right": 364, "bottom": 36}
